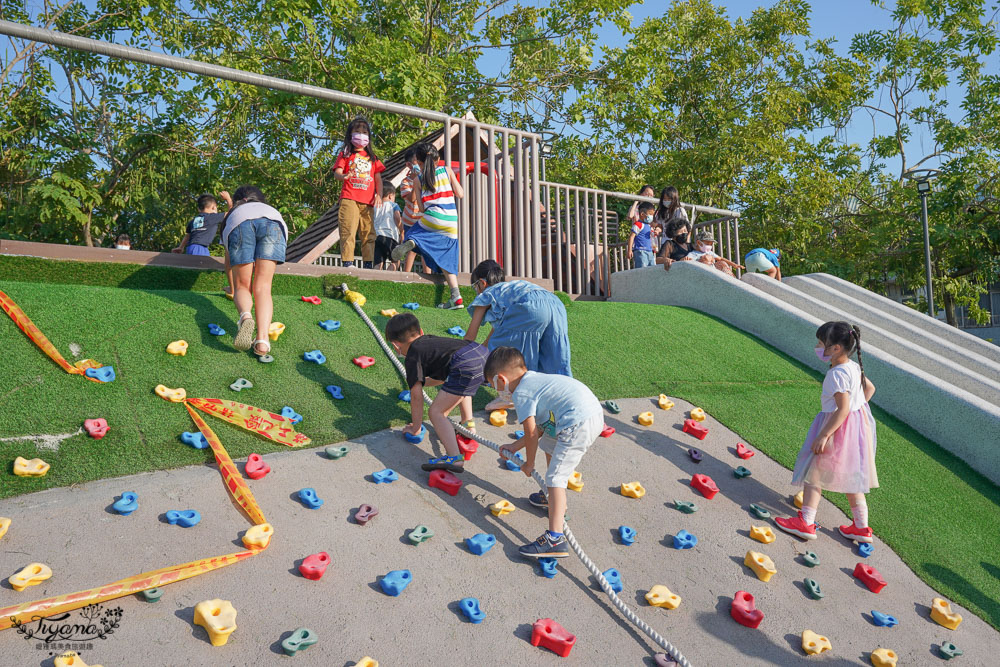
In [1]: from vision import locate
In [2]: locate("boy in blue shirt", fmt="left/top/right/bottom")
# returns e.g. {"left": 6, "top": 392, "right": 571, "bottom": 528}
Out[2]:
{"left": 744, "top": 247, "right": 782, "bottom": 280}
{"left": 627, "top": 202, "right": 656, "bottom": 268}
{"left": 488, "top": 347, "right": 603, "bottom": 558}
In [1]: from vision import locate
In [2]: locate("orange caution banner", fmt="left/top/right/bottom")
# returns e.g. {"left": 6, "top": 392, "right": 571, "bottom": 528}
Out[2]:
{"left": 0, "top": 289, "right": 106, "bottom": 382}
{"left": 187, "top": 398, "right": 310, "bottom": 447}
{"left": 185, "top": 402, "right": 267, "bottom": 526}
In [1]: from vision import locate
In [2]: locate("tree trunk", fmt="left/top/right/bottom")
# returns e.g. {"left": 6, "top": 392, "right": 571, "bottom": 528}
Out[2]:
{"left": 83, "top": 210, "right": 94, "bottom": 247}
{"left": 943, "top": 289, "right": 958, "bottom": 328}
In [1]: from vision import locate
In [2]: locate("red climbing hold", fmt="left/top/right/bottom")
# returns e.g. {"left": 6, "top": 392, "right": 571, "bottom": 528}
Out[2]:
{"left": 600, "top": 425, "right": 616, "bottom": 438}
{"left": 530, "top": 618, "right": 576, "bottom": 657}
{"left": 429, "top": 469, "right": 463, "bottom": 496}
{"left": 690, "top": 474, "right": 719, "bottom": 499}
{"left": 730, "top": 591, "right": 764, "bottom": 628}
{"left": 853, "top": 562, "right": 887, "bottom": 593}
{"left": 245, "top": 453, "right": 270, "bottom": 480}
{"left": 83, "top": 418, "right": 110, "bottom": 439}
{"left": 301, "top": 295, "right": 321, "bottom": 304}
{"left": 299, "top": 551, "right": 330, "bottom": 580}
{"left": 683, "top": 419, "right": 709, "bottom": 440}
{"left": 353, "top": 356, "right": 376, "bottom": 369}
{"left": 736, "top": 442, "right": 755, "bottom": 459}
{"left": 456, "top": 434, "right": 478, "bottom": 460}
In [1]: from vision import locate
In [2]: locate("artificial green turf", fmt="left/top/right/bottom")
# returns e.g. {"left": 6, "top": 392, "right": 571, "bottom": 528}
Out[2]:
{"left": 2, "top": 269, "right": 999, "bottom": 632}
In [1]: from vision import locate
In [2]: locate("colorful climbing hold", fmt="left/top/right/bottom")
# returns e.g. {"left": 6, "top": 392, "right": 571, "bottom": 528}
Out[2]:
{"left": 683, "top": 419, "right": 709, "bottom": 440}
{"left": 112, "top": 492, "right": 138, "bottom": 515}
{"left": 83, "top": 418, "right": 110, "bottom": 439}
{"left": 618, "top": 525, "right": 636, "bottom": 545}
{"left": 54, "top": 652, "right": 101, "bottom": 667}
{"left": 13, "top": 456, "right": 50, "bottom": 477}
{"left": 939, "top": 642, "right": 963, "bottom": 660}
{"left": 268, "top": 322, "right": 286, "bottom": 341}
{"left": 372, "top": 468, "right": 399, "bottom": 484}
{"left": 0, "top": 517, "right": 10, "bottom": 540}
{"left": 600, "top": 424, "right": 616, "bottom": 437}
{"left": 280, "top": 406, "right": 303, "bottom": 424}
{"left": 466, "top": 533, "right": 497, "bottom": 555}
{"left": 303, "top": 350, "right": 326, "bottom": 364}
{"left": 801, "top": 630, "right": 831, "bottom": 655}
{"left": 354, "top": 504, "right": 379, "bottom": 525}
{"left": 325, "top": 445, "right": 349, "bottom": 459}
{"left": 298, "top": 488, "right": 323, "bottom": 509}
{"left": 354, "top": 658, "right": 378, "bottom": 667}
{"left": 457, "top": 433, "right": 478, "bottom": 460}
{"left": 326, "top": 385, "right": 344, "bottom": 399}
{"left": 744, "top": 551, "right": 777, "bottom": 582}
{"left": 142, "top": 588, "right": 162, "bottom": 603}
{"left": 353, "top": 356, "right": 376, "bottom": 368}
{"left": 398, "top": 390, "right": 411, "bottom": 402}
{"left": 567, "top": 471, "right": 584, "bottom": 492}
{"left": 931, "top": 597, "right": 963, "bottom": 630}
{"left": 804, "top": 578, "right": 824, "bottom": 600}
{"left": 601, "top": 568, "right": 623, "bottom": 593}
{"left": 605, "top": 400, "right": 621, "bottom": 413}
{"left": 490, "top": 409, "right": 507, "bottom": 426}
{"left": 447, "top": 325, "right": 466, "bottom": 336}
{"left": 654, "top": 654, "right": 679, "bottom": 667}
{"left": 870, "top": 648, "right": 898, "bottom": 667}
{"left": 281, "top": 627, "right": 318, "bottom": 656}
{"left": 620, "top": 481, "right": 646, "bottom": 499}
{"left": 853, "top": 562, "right": 887, "bottom": 593}
{"left": 165, "top": 509, "right": 201, "bottom": 527}
{"left": 734, "top": 466, "right": 752, "bottom": 479}
{"left": 749, "top": 503, "right": 771, "bottom": 519}
{"left": 301, "top": 295, "right": 321, "bottom": 304}
{"left": 658, "top": 394, "right": 674, "bottom": 410}
{"left": 85, "top": 365, "right": 116, "bottom": 382}
{"left": 858, "top": 542, "right": 874, "bottom": 558}
{"left": 871, "top": 610, "right": 898, "bottom": 627}
{"left": 674, "top": 500, "right": 698, "bottom": 514}
{"left": 208, "top": 323, "right": 226, "bottom": 336}
{"left": 690, "top": 474, "right": 719, "bottom": 499}
{"left": 673, "top": 529, "right": 698, "bottom": 550}
{"left": 404, "top": 425, "right": 427, "bottom": 444}
{"left": 242, "top": 523, "right": 274, "bottom": 550}
{"left": 166, "top": 340, "right": 188, "bottom": 356}
{"left": 645, "top": 585, "right": 681, "bottom": 609}
{"left": 793, "top": 490, "right": 804, "bottom": 508}
{"left": 318, "top": 319, "right": 341, "bottom": 331}
{"left": 180, "top": 431, "right": 209, "bottom": 449}
{"left": 802, "top": 551, "right": 821, "bottom": 567}
{"left": 154, "top": 384, "right": 186, "bottom": 402}
{"left": 504, "top": 451, "right": 525, "bottom": 471}
{"left": 379, "top": 569, "right": 412, "bottom": 596}
{"left": 490, "top": 500, "right": 516, "bottom": 516}
{"left": 730, "top": 590, "right": 764, "bottom": 628}
{"left": 429, "top": 469, "right": 463, "bottom": 496}
{"left": 408, "top": 525, "right": 434, "bottom": 544}
{"left": 299, "top": 552, "right": 330, "bottom": 580}
{"left": 381, "top": 308, "right": 398, "bottom": 317}
{"left": 538, "top": 558, "right": 558, "bottom": 578}
{"left": 459, "top": 597, "right": 485, "bottom": 623}
{"left": 403, "top": 302, "right": 420, "bottom": 310}
{"left": 9, "top": 563, "right": 52, "bottom": 591}
{"left": 750, "top": 525, "right": 775, "bottom": 544}
{"left": 530, "top": 618, "right": 576, "bottom": 657}
{"left": 245, "top": 453, "right": 270, "bottom": 480}
{"left": 229, "top": 377, "right": 252, "bottom": 391}
{"left": 637, "top": 411, "right": 654, "bottom": 426}
{"left": 689, "top": 407, "right": 706, "bottom": 421}
{"left": 736, "top": 442, "right": 755, "bottom": 459}
{"left": 193, "top": 598, "right": 238, "bottom": 646}
{"left": 688, "top": 448, "right": 704, "bottom": 463}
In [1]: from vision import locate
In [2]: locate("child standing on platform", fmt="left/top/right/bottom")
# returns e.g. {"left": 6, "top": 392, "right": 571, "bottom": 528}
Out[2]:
{"left": 333, "top": 116, "right": 384, "bottom": 268}
{"left": 391, "top": 143, "right": 465, "bottom": 308}
{"left": 399, "top": 148, "right": 430, "bottom": 274}
{"left": 372, "top": 183, "right": 403, "bottom": 270}
{"left": 628, "top": 202, "right": 657, "bottom": 268}
{"left": 775, "top": 321, "right": 878, "bottom": 543}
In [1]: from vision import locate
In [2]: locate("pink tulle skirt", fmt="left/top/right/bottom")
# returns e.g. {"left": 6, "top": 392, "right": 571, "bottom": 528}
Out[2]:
{"left": 791, "top": 406, "right": 879, "bottom": 494}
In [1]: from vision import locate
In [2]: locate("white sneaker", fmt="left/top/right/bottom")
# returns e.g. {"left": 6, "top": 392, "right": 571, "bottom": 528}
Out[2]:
{"left": 486, "top": 397, "right": 514, "bottom": 411}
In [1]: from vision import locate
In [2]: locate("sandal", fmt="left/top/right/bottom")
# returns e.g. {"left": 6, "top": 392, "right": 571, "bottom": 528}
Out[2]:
{"left": 233, "top": 313, "right": 255, "bottom": 351}
{"left": 253, "top": 339, "right": 273, "bottom": 363}
{"left": 421, "top": 455, "right": 465, "bottom": 473}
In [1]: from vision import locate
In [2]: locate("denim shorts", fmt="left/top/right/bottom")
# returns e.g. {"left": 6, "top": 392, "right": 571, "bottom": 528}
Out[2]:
{"left": 227, "top": 218, "right": 286, "bottom": 265}
{"left": 634, "top": 249, "right": 655, "bottom": 268}
{"left": 440, "top": 342, "right": 489, "bottom": 397}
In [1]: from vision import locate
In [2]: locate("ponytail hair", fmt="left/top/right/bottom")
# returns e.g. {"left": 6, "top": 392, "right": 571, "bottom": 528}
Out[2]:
{"left": 421, "top": 144, "right": 440, "bottom": 192}
{"left": 851, "top": 324, "right": 867, "bottom": 389}
{"left": 816, "top": 321, "right": 867, "bottom": 388}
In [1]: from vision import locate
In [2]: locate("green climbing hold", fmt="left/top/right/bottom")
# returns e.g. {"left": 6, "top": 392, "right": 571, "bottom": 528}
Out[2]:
{"left": 325, "top": 445, "right": 349, "bottom": 459}
{"left": 674, "top": 500, "right": 698, "bottom": 514}
{"left": 281, "top": 627, "right": 318, "bottom": 656}
{"left": 939, "top": 642, "right": 963, "bottom": 660}
{"left": 802, "top": 551, "right": 821, "bottom": 567}
{"left": 605, "top": 400, "right": 621, "bottom": 414}
{"left": 408, "top": 525, "right": 434, "bottom": 544}
{"left": 804, "top": 578, "right": 824, "bottom": 600}
{"left": 749, "top": 503, "right": 771, "bottom": 519}
{"left": 734, "top": 466, "right": 752, "bottom": 479}
{"left": 141, "top": 588, "right": 162, "bottom": 603}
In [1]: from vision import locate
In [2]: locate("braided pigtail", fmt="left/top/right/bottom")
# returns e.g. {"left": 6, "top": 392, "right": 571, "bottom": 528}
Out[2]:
{"left": 851, "top": 325, "right": 867, "bottom": 390}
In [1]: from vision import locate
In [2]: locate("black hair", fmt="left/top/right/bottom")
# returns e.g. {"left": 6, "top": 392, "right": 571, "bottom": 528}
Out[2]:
{"left": 341, "top": 115, "right": 379, "bottom": 164}
{"left": 232, "top": 185, "right": 267, "bottom": 205}
{"left": 638, "top": 202, "right": 655, "bottom": 216}
{"left": 471, "top": 259, "right": 505, "bottom": 287}
{"left": 656, "top": 186, "right": 681, "bottom": 222}
{"left": 816, "top": 321, "right": 867, "bottom": 387}
{"left": 383, "top": 181, "right": 396, "bottom": 195}
{"left": 484, "top": 346, "right": 526, "bottom": 380}
{"left": 639, "top": 184, "right": 656, "bottom": 196}
{"left": 403, "top": 147, "right": 417, "bottom": 163}
{"left": 419, "top": 143, "right": 439, "bottom": 191}
{"left": 385, "top": 312, "right": 421, "bottom": 343}
{"left": 197, "top": 194, "right": 217, "bottom": 211}
{"left": 116, "top": 233, "right": 130, "bottom": 244}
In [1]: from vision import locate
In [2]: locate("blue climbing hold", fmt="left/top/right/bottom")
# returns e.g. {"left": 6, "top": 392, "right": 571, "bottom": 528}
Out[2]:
{"left": 858, "top": 542, "right": 874, "bottom": 557}
{"left": 871, "top": 610, "right": 898, "bottom": 627}
{"left": 207, "top": 323, "right": 226, "bottom": 336}
{"left": 398, "top": 390, "right": 411, "bottom": 402}
{"left": 304, "top": 350, "right": 326, "bottom": 364}
{"left": 404, "top": 425, "right": 427, "bottom": 444}
{"left": 298, "top": 488, "right": 324, "bottom": 509}
{"left": 673, "top": 529, "right": 698, "bottom": 550}
{"left": 465, "top": 533, "right": 497, "bottom": 556}
{"left": 280, "top": 406, "right": 303, "bottom": 424}
{"left": 403, "top": 302, "right": 420, "bottom": 310}
{"left": 112, "top": 492, "right": 138, "bottom": 515}
{"left": 372, "top": 469, "right": 399, "bottom": 484}
{"left": 379, "top": 569, "right": 412, "bottom": 596}
{"left": 459, "top": 597, "right": 485, "bottom": 624}
{"left": 165, "top": 509, "right": 201, "bottom": 527}
{"left": 447, "top": 325, "right": 466, "bottom": 336}
{"left": 538, "top": 558, "right": 558, "bottom": 578}
{"left": 85, "top": 366, "right": 116, "bottom": 382}
{"left": 514, "top": 430, "right": 525, "bottom": 439}
{"left": 618, "top": 525, "right": 637, "bottom": 546}
{"left": 318, "top": 319, "right": 341, "bottom": 331}
{"left": 326, "top": 385, "right": 344, "bottom": 400}
{"left": 180, "top": 431, "right": 209, "bottom": 449}
{"left": 601, "top": 568, "right": 623, "bottom": 593}
{"left": 505, "top": 451, "right": 525, "bottom": 471}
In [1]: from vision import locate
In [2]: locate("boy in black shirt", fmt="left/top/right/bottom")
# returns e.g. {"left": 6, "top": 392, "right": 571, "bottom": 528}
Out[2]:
{"left": 174, "top": 194, "right": 225, "bottom": 256}
{"left": 386, "top": 312, "right": 487, "bottom": 473}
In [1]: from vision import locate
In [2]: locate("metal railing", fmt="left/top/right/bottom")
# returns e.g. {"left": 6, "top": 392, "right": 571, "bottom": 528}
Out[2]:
{"left": 314, "top": 252, "right": 426, "bottom": 272}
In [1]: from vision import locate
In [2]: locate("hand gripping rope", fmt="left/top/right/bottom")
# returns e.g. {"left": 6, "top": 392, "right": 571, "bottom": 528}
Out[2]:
{"left": 341, "top": 284, "right": 693, "bottom": 667}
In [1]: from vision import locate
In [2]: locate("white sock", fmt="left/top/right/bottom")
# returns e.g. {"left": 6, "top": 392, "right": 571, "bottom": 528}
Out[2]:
{"left": 851, "top": 503, "right": 869, "bottom": 529}
{"left": 801, "top": 505, "right": 817, "bottom": 525}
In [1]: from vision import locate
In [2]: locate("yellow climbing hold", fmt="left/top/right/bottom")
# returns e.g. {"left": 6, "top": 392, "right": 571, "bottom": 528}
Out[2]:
{"left": 931, "top": 597, "right": 963, "bottom": 630}
{"left": 0, "top": 517, "right": 10, "bottom": 540}
{"left": 268, "top": 321, "right": 286, "bottom": 341}
{"left": 801, "top": 629, "right": 832, "bottom": 655}
{"left": 744, "top": 551, "right": 777, "bottom": 582}
{"left": 645, "top": 585, "right": 681, "bottom": 609}
{"left": 620, "top": 481, "right": 646, "bottom": 499}
{"left": 637, "top": 411, "right": 654, "bottom": 426}
{"left": 54, "top": 652, "right": 103, "bottom": 667}
{"left": 793, "top": 490, "right": 804, "bottom": 509}
{"left": 193, "top": 598, "right": 238, "bottom": 646}
{"left": 344, "top": 289, "right": 367, "bottom": 307}
{"left": 870, "top": 648, "right": 898, "bottom": 667}
{"left": 689, "top": 407, "right": 706, "bottom": 422}
{"left": 242, "top": 522, "right": 274, "bottom": 550}
{"left": 355, "top": 658, "right": 378, "bottom": 667}
{"left": 567, "top": 471, "right": 584, "bottom": 492}
{"left": 658, "top": 394, "right": 674, "bottom": 410}
{"left": 166, "top": 340, "right": 189, "bottom": 356}
{"left": 154, "top": 384, "right": 186, "bottom": 402}
{"left": 380, "top": 308, "right": 398, "bottom": 317}
{"left": 490, "top": 500, "right": 515, "bottom": 516}
{"left": 490, "top": 410, "right": 507, "bottom": 427}
{"left": 13, "top": 456, "right": 49, "bottom": 477}
{"left": 9, "top": 562, "right": 52, "bottom": 591}
{"left": 750, "top": 524, "right": 776, "bottom": 544}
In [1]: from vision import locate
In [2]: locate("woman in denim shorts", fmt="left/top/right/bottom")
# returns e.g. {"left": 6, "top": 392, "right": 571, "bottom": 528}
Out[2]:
{"left": 220, "top": 185, "right": 288, "bottom": 361}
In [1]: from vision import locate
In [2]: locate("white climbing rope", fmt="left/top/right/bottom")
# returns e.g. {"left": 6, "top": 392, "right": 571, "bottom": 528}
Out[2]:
{"left": 341, "top": 284, "right": 693, "bottom": 667}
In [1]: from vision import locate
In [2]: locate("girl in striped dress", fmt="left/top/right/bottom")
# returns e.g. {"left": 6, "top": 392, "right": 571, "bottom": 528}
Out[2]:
{"left": 392, "top": 143, "right": 466, "bottom": 309}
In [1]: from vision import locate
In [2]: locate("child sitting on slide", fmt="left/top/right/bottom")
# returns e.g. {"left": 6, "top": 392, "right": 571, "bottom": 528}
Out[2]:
{"left": 683, "top": 230, "right": 743, "bottom": 276}
{"left": 386, "top": 312, "right": 487, "bottom": 473}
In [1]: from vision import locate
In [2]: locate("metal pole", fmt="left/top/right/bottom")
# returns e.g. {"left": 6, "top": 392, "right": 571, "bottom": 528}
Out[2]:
{"left": 487, "top": 128, "right": 497, "bottom": 262}
{"left": 921, "top": 192, "right": 935, "bottom": 317}
{"left": 531, "top": 137, "right": 543, "bottom": 278}
{"left": 501, "top": 132, "right": 512, "bottom": 271}
{"left": 458, "top": 120, "right": 469, "bottom": 273}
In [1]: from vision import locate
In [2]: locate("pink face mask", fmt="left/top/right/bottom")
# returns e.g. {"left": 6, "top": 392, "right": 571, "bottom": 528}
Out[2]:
{"left": 814, "top": 345, "right": 832, "bottom": 362}
{"left": 351, "top": 133, "right": 369, "bottom": 148}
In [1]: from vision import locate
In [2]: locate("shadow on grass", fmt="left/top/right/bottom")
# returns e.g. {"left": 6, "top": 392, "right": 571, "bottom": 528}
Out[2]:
{"left": 924, "top": 561, "right": 1000, "bottom": 629}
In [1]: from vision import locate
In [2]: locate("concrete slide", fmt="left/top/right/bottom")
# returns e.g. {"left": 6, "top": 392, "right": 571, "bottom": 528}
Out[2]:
{"left": 610, "top": 261, "right": 1000, "bottom": 486}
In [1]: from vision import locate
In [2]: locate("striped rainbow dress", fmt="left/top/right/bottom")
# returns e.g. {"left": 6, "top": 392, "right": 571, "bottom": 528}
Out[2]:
{"left": 407, "top": 165, "right": 459, "bottom": 274}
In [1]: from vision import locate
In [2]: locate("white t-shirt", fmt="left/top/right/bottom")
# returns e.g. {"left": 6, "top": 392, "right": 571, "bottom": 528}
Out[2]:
{"left": 373, "top": 201, "right": 401, "bottom": 241}
{"left": 511, "top": 371, "right": 602, "bottom": 432}
{"left": 221, "top": 202, "right": 288, "bottom": 248}
{"left": 821, "top": 360, "right": 866, "bottom": 412}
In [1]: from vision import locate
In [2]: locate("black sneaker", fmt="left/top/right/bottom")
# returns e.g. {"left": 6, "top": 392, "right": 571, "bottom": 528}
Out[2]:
{"left": 519, "top": 532, "right": 569, "bottom": 559}
{"left": 528, "top": 492, "right": 548, "bottom": 508}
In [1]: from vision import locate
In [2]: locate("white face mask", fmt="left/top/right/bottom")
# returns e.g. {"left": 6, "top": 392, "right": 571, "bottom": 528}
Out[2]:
{"left": 115, "top": 244, "right": 130, "bottom": 250}
{"left": 492, "top": 374, "right": 513, "bottom": 403}
{"left": 662, "top": 199, "right": 670, "bottom": 206}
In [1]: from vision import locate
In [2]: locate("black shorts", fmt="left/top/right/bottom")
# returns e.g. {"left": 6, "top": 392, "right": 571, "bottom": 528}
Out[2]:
{"left": 374, "top": 236, "right": 399, "bottom": 266}
{"left": 440, "top": 343, "right": 489, "bottom": 397}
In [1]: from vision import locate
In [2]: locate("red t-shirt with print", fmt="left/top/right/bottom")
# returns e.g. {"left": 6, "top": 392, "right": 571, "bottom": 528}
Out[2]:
{"left": 334, "top": 149, "right": 385, "bottom": 206}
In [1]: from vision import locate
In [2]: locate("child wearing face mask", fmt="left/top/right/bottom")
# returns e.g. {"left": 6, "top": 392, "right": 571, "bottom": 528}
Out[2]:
{"left": 775, "top": 321, "right": 878, "bottom": 544}
{"left": 682, "top": 230, "right": 744, "bottom": 275}
{"left": 627, "top": 202, "right": 657, "bottom": 268}
{"left": 399, "top": 147, "right": 429, "bottom": 274}
{"left": 334, "top": 116, "right": 385, "bottom": 268}
{"left": 488, "top": 347, "right": 602, "bottom": 559}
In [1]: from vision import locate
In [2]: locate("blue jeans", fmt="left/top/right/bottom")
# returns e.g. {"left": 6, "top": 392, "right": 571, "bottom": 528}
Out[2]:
{"left": 185, "top": 244, "right": 210, "bottom": 256}
{"left": 227, "top": 218, "right": 286, "bottom": 265}
{"left": 634, "top": 249, "right": 655, "bottom": 268}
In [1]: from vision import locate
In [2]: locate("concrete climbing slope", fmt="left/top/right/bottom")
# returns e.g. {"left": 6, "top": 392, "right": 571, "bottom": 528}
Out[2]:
{"left": 610, "top": 261, "right": 1000, "bottom": 485}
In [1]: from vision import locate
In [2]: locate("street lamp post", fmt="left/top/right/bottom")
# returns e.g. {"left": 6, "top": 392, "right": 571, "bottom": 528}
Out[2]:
{"left": 904, "top": 168, "right": 941, "bottom": 318}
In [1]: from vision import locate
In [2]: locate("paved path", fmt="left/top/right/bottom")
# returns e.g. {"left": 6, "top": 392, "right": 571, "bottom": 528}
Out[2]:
{"left": 1, "top": 397, "right": 997, "bottom": 666}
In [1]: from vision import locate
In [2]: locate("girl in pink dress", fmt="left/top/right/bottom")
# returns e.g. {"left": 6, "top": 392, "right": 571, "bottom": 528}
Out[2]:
{"left": 775, "top": 321, "right": 878, "bottom": 543}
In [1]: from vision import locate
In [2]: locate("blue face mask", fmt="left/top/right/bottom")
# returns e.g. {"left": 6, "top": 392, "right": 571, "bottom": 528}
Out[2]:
{"left": 643, "top": 215, "right": 653, "bottom": 223}
{"left": 411, "top": 164, "right": 422, "bottom": 177}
